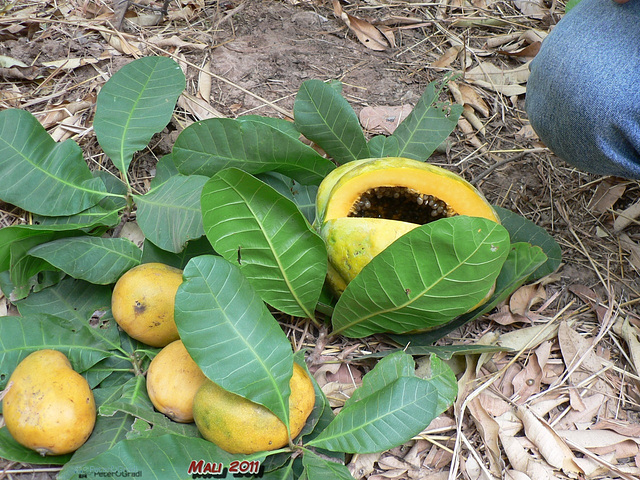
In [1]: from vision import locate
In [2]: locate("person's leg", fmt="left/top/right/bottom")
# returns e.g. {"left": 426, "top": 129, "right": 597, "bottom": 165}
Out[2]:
{"left": 525, "top": 0, "right": 640, "bottom": 178}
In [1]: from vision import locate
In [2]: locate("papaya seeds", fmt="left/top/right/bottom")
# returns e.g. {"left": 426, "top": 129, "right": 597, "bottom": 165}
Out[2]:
{"left": 193, "top": 363, "right": 315, "bottom": 454}
{"left": 146, "top": 340, "right": 207, "bottom": 423}
{"left": 2, "top": 350, "right": 96, "bottom": 456}
{"left": 111, "top": 262, "right": 183, "bottom": 348}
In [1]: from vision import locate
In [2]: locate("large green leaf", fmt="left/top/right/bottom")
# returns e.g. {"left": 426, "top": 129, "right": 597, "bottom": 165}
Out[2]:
{"left": 201, "top": 168, "right": 326, "bottom": 318}
{"left": 94, "top": 56, "right": 185, "bottom": 179}
{"left": 58, "top": 434, "right": 264, "bottom": 480}
{"left": 0, "top": 223, "right": 92, "bottom": 300}
{"left": 171, "top": 117, "right": 334, "bottom": 185}
{"left": 174, "top": 255, "right": 295, "bottom": 428}
{"left": 257, "top": 172, "right": 318, "bottom": 225}
{"left": 140, "top": 236, "right": 215, "bottom": 269}
{"left": 494, "top": 205, "right": 562, "bottom": 280}
{"left": 135, "top": 174, "right": 208, "bottom": 253}
{"left": 302, "top": 450, "right": 354, "bottom": 480}
{"left": 307, "top": 352, "right": 438, "bottom": 454}
{"left": 0, "top": 314, "right": 113, "bottom": 391}
{"left": 33, "top": 171, "right": 127, "bottom": 229}
{"left": 294, "top": 79, "right": 370, "bottom": 164}
{"left": 57, "top": 412, "right": 136, "bottom": 479}
{"left": 28, "top": 236, "right": 142, "bottom": 284}
{"left": 331, "top": 216, "right": 510, "bottom": 337}
{"left": 0, "top": 109, "right": 107, "bottom": 215}
{"left": 0, "top": 427, "right": 72, "bottom": 465}
{"left": 416, "top": 354, "right": 458, "bottom": 415}
{"left": 371, "top": 77, "right": 462, "bottom": 161}
{"left": 15, "top": 277, "right": 112, "bottom": 322}
{"left": 390, "top": 241, "right": 549, "bottom": 347}
{"left": 98, "top": 376, "right": 199, "bottom": 439}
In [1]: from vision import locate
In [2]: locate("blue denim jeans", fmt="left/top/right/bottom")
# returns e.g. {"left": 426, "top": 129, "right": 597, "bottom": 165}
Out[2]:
{"left": 525, "top": 0, "right": 640, "bottom": 178}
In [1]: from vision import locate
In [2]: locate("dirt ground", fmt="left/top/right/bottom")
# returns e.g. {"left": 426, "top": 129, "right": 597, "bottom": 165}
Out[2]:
{"left": 1, "top": 0, "right": 639, "bottom": 479}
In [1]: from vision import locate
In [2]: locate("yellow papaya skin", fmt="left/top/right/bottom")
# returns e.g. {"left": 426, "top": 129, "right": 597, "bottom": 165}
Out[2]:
{"left": 2, "top": 350, "right": 96, "bottom": 456}
{"left": 193, "top": 363, "right": 315, "bottom": 455}
{"left": 111, "top": 263, "right": 183, "bottom": 347}
{"left": 321, "top": 217, "right": 418, "bottom": 295}
{"left": 146, "top": 340, "right": 207, "bottom": 423}
{"left": 316, "top": 157, "right": 500, "bottom": 298}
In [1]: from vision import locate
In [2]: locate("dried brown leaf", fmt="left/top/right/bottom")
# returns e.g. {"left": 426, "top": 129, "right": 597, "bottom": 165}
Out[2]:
{"left": 513, "top": 0, "right": 547, "bottom": 19}
{"left": 348, "top": 453, "right": 381, "bottom": 479}
{"left": 432, "top": 45, "right": 462, "bottom": 69}
{"left": 510, "top": 283, "right": 546, "bottom": 317}
{"left": 558, "top": 429, "right": 640, "bottom": 459}
{"left": 497, "top": 42, "right": 541, "bottom": 59}
{"left": 619, "top": 233, "right": 640, "bottom": 273}
{"left": 468, "top": 397, "right": 504, "bottom": 476}
{"left": 465, "top": 61, "right": 530, "bottom": 96}
{"left": 557, "top": 321, "right": 603, "bottom": 380}
{"left": 586, "top": 178, "right": 627, "bottom": 214}
{"left": 516, "top": 405, "right": 584, "bottom": 475}
{"left": 359, "top": 105, "right": 412, "bottom": 135}
{"left": 614, "top": 198, "right": 640, "bottom": 232}
{"left": 332, "top": 0, "right": 388, "bottom": 51}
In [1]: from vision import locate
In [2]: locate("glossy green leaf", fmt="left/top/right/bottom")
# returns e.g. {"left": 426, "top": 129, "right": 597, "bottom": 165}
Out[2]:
{"left": 15, "top": 277, "right": 111, "bottom": 322}
{"left": 257, "top": 172, "right": 318, "bottom": 224}
{"left": 391, "top": 241, "right": 548, "bottom": 347}
{"left": 331, "top": 216, "right": 511, "bottom": 337}
{"left": 57, "top": 412, "right": 136, "bottom": 479}
{"left": 174, "top": 255, "right": 295, "bottom": 427}
{"left": 302, "top": 450, "right": 353, "bottom": 480}
{"left": 0, "top": 314, "right": 113, "bottom": 391}
{"left": 0, "top": 109, "right": 107, "bottom": 215}
{"left": 344, "top": 351, "right": 415, "bottom": 408}
{"left": 33, "top": 171, "right": 127, "bottom": 229}
{"left": 28, "top": 236, "right": 142, "bottom": 284}
{"left": 415, "top": 354, "right": 458, "bottom": 415}
{"left": 0, "top": 224, "right": 90, "bottom": 300}
{"left": 140, "top": 237, "right": 215, "bottom": 269}
{"left": 0, "top": 427, "right": 71, "bottom": 465}
{"left": 135, "top": 174, "right": 208, "bottom": 253}
{"left": 494, "top": 205, "right": 562, "bottom": 280}
{"left": 201, "top": 168, "right": 326, "bottom": 318}
{"left": 98, "top": 377, "right": 199, "bottom": 439}
{"left": 367, "top": 134, "right": 400, "bottom": 158}
{"left": 387, "top": 77, "right": 462, "bottom": 161}
{"left": 94, "top": 56, "right": 184, "bottom": 180}
{"left": 294, "top": 79, "right": 370, "bottom": 164}
{"left": 58, "top": 434, "right": 263, "bottom": 480}
{"left": 237, "top": 115, "right": 300, "bottom": 139}
{"left": 171, "top": 117, "right": 334, "bottom": 185}
{"left": 307, "top": 375, "right": 437, "bottom": 453}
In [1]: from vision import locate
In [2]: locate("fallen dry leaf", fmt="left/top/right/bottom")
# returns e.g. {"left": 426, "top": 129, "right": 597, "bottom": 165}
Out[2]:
{"left": 510, "top": 283, "right": 547, "bottom": 317}
{"left": 618, "top": 233, "right": 640, "bottom": 273}
{"left": 465, "top": 61, "right": 530, "bottom": 96}
{"left": 513, "top": 0, "right": 547, "bottom": 19}
{"left": 359, "top": 105, "right": 413, "bottom": 135}
{"left": 586, "top": 177, "right": 627, "bottom": 214}
{"left": 558, "top": 429, "right": 640, "bottom": 459}
{"left": 497, "top": 42, "right": 541, "bottom": 60}
{"left": 614, "top": 198, "right": 640, "bottom": 232}
{"left": 516, "top": 405, "right": 584, "bottom": 475}
{"left": 617, "top": 317, "right": 640, "bottom": 376}
{"left": 348, "top": 452, "right": 381, "bottom": 479}
{"left": 468, "top": 396, "right": 504, "bottom": 476}
{"left": 432, "top": 45, "right": 462, "bottom": 69}
{"left": 332, "top": 0, "right": 388, "bottom": 51}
